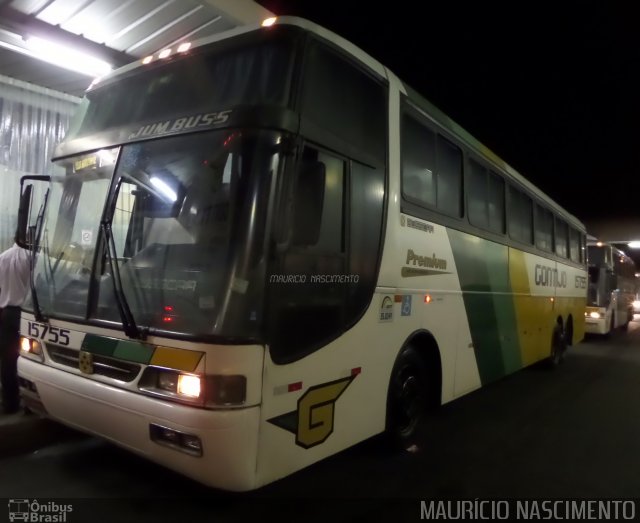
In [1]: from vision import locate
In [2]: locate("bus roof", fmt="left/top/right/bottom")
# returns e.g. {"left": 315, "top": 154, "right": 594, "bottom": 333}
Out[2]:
{"left": 88, "top": 15, "right": 583, "bottom": 231}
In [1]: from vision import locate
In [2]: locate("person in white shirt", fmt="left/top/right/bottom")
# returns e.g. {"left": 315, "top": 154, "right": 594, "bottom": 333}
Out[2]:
{"left": 0, "top": 239, "right": 31, "bottom": 414}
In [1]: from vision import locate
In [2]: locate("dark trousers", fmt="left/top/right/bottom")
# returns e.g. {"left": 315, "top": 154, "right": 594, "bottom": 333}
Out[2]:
{"left": 0, "top": 306, "right": 21, "bottom": 410}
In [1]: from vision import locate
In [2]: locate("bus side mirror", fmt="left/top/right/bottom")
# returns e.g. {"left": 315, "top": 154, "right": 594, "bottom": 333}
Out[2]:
{"left": 292, "top": 161, "right": 325, "bottom": 247}
{"left": 16, "top": 175, "right": 50, "bottom": 249}
{"left": 134, "top": 189, "right": 180, "bottom": 218}
{"left": 16, "top": 183, "right": 33, "bottom": 248}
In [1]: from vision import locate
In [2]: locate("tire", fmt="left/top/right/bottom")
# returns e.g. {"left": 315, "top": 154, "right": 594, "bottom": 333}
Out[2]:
{"left": 622, "top": 309, "right": 632, "bottom": 331}
{"left": 386, "top": 347, "right": 428, "bottom": 449}
{"left": 547, "top": 325, "right": 566, "bottom": 368}
{"left": 605, "top": 314, "right": 615, "bottom": 338}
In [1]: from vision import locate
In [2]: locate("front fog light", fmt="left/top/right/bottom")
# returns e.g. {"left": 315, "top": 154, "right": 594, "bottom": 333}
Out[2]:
{"left": 20, "top": 336, "right": 43, "bottom": 361}
{"left": 149, "top": 423, "right": 203, "bottom": 456}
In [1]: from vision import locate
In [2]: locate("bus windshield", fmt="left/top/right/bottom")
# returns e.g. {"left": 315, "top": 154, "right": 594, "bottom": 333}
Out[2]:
{"left": 587, "top": 245, "right": 606, "bottom": 267}
{"left": 31, "top": 129, "right": 279, "bottom": 340}
{"left": 64, "top": 30, "right": 295, "bottom": 144}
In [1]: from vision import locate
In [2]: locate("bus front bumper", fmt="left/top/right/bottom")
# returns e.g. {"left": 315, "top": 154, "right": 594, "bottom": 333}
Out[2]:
{"left": 585, "top": 317, "right": 608, "bottom": 335}
{"left": 18, "top": 357, "right": 261, "bottom": 491}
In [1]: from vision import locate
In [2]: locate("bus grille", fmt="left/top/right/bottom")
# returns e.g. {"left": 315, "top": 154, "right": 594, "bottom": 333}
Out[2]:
{"left": 46, "top": 344, "right": 142, "bottom": 382}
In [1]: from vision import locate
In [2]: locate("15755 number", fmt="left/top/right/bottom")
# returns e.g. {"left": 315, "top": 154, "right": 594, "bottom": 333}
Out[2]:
{"left": 27, "top": 321, "right": 70, "bottom": 346}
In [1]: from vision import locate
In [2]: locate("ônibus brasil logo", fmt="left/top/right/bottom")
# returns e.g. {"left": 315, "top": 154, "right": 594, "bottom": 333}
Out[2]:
{"left": 8, "top": 499, "right": 73, "bottom": 522}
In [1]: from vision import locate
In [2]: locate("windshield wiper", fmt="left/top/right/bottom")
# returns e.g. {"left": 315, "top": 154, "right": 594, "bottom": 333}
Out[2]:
{"left": 30, "top": 189, "right": 49, "bottom": 323}
{"left": 100, "top": 222, "right": 146, "bottom": 340}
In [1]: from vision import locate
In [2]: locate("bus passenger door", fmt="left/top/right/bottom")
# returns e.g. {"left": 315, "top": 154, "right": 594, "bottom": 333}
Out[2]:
{"left": 258, "top": 136, "right": 386, "bottom": 486}
{"left": 259, "top": 143, "right": 352, "bottom": 485}
{"left": 267, "top": 144, "right": 348, "bottom": 360}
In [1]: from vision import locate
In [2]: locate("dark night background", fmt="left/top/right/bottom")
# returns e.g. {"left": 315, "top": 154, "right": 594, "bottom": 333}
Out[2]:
{"left": 257, "top": 1, "right": 640, "bottom": 235}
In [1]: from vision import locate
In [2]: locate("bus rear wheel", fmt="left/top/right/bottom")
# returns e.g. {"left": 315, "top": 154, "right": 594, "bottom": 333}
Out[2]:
{"left": 547, "top": 325, "right": 566, "bottom": 368}
{"left": 386, "top": 347, "right": 428, "bottom": 449}
{"left": 605, "top": 314, "right": 615, "bottom": 337}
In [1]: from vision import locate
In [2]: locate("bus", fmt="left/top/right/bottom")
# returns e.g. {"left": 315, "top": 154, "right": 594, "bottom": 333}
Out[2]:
{"left": 16, "top": 16, "right": 587, "bottom": 491}
{"left": 585, "top": 238, "right": 636, "bottom": 335}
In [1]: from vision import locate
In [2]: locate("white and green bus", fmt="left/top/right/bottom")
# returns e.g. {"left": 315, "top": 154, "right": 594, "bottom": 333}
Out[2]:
{"left": 585, "top": 239, "right": 635, "bottom": 335}
{"left": 17, "top": 16, "right": 587, "bottom": 491}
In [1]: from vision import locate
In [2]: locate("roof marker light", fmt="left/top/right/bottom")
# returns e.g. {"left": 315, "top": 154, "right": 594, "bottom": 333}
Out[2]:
{"left": 262, "top": 17, "right": 277, "bottom": 27}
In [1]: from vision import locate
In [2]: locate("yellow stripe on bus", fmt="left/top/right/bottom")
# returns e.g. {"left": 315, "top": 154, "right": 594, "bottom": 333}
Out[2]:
{"left": 150, "top": 346, "right": 203, "bottom": 372}
{"left": 509, "top": 248, "right": 546, "bottom": 366}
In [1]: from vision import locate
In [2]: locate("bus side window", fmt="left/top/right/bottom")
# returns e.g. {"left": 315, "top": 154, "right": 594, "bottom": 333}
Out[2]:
{"left": 555, "top": 218, "right": 568, "bottom": 258}
{"left": 569, "top": 228, "right": 581, "bottom": 262}
{"left": 401, "top": 114, "right": 436, "bottom": 207}
{"left": 467, "top": 160, "right": 505, "bottom": 234}
{"left": 436, "top": 135, "right": 462, "bottom": 217}
{"left": 535, "top": 204, "right": 553, "bottom": 252}
{"left": 508, "top": 186, "right": 533, "bottom": 245}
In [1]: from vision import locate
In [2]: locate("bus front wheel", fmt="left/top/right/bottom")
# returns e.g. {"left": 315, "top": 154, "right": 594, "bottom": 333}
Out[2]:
{"left": 386, "top": 347, "right": 428, "bottom": 449}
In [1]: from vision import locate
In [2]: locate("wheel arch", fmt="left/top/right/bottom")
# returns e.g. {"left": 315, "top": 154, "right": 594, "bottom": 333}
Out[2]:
{"left": 565, "top": 314, "right": 574, "bottom": 346}
{"left": 387, "top": 329, "right": 443, "bottom": 412}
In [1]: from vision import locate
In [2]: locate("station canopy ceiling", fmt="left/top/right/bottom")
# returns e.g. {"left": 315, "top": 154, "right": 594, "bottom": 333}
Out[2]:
{"left": 0, "top": 0, "right": 273, "bottom": 96}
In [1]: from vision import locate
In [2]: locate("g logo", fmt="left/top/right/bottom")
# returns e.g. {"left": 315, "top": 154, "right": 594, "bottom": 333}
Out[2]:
{"left": 296, "top": 377, "right": 354, "bottom": 448}
{"left": 268, "top": 376, "right": 356, "bottom": 449}
{"left": 78, "top": 351, "right": 94, "bottom": 374}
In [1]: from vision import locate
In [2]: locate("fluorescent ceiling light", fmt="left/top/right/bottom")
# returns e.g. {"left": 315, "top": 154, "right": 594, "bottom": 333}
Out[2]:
{"left": 25, "top": 36, "right": 112, "bottom": 78}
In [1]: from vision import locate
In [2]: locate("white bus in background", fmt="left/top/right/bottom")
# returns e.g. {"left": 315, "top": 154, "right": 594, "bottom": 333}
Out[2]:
{"left": 585, "top": 239, "right": 636, "bottom": 335}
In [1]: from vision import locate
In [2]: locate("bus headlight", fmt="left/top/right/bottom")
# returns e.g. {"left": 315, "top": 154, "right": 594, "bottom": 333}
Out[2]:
{"left": 139, "top": 367, "right": 246, "bottom": 406}
{"left": 141, "top": 368, "right": 203, "bottom": 402}
{"left": 589, "top": 311, "right": 601, "bottom": 319}
{"left": 177, "top": 374, "right": 201, "bottom": 398}
{"left": 20, "top": 336, "right": 43, "bottom": 362}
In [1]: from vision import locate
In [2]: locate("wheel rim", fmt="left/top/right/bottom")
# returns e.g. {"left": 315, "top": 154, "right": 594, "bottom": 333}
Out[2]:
{"left": 393, "top": 364, "right": 423, "bottom": 436}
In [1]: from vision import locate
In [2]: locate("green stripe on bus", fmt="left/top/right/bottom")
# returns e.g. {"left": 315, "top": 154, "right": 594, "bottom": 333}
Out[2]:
{"left": 82, "top": 334, "right": 154, "bottom": 364}
{"left": 81, "top": 334, "right": 118, "bottom": 356}
{"left": 113, "top": 340, "right": 154, "bottom": 364}
{"left": 447, "top": 230, "right": 522, "bottom": 384}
